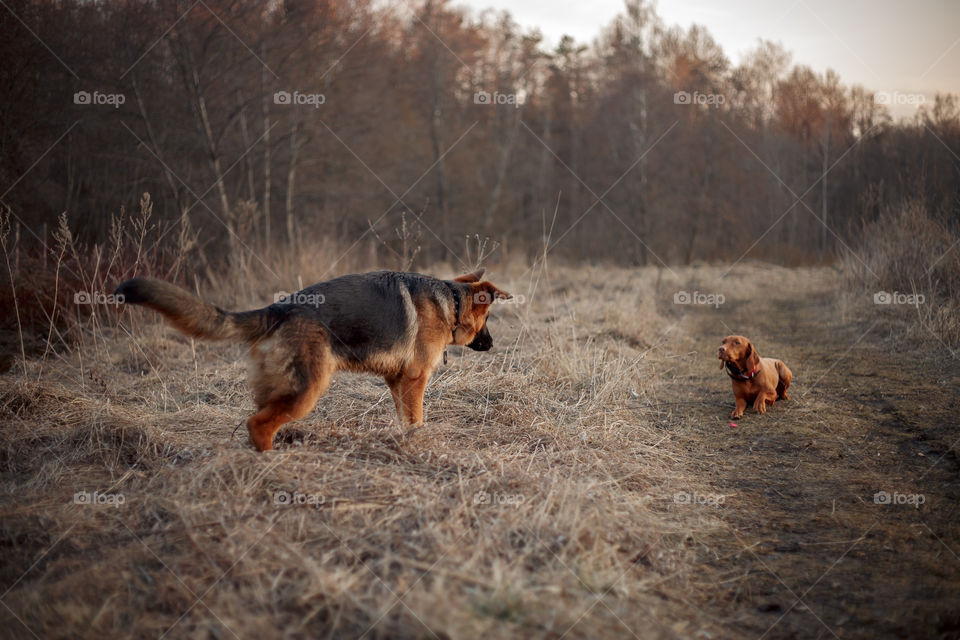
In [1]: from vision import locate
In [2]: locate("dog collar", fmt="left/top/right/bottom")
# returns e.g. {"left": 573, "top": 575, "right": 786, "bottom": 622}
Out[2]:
{"left": 447, "top": 283, "right": 463, "bottom": 336}
{"left": 725, "top": 362, "right": 759, "bottom": 380}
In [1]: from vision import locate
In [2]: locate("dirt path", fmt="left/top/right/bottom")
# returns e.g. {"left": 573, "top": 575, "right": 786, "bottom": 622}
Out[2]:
{"left": 665, "top": 273, "right": 960, "bottom": 639}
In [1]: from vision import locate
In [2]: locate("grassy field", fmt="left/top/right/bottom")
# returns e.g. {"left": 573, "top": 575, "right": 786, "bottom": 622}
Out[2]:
{"left": 1, "top": 261, "right": 958, "bottom": 639}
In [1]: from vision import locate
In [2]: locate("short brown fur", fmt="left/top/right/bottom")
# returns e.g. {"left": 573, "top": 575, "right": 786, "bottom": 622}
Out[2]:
{"left": 717, "top": 335, "right": 793, "bottom": 419}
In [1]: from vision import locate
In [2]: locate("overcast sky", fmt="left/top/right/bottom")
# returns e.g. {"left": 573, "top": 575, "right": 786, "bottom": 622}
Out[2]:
{"left": 453, "top": 0, "right": 960, "bottom": 119}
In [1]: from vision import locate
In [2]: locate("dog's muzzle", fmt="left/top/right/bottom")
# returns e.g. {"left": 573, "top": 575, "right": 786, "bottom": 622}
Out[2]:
{"left": 467, "top": 325, "right": 493, "bottom": 351}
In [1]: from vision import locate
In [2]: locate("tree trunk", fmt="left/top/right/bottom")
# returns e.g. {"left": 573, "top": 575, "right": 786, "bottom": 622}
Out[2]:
{"left": 428, "top": 96, "right": 447, "bottom": 248}
{"left": 820, "top": 116, "right": 830, "bottom": 252}
{"left": 261, "top": 43, "right": 272, "bottom": 252}
{"left": 176, "top": 30, "right": 236, "bottom": 261}
{"left": 131, "top": 76, "right": 186, "bottom": 217}
{"left": 480, "top": 108, "right": 520, "bottom": 235}
{"left": 629, "top": 84, "right": 648, "bottom": 266}
{"left": 193, "top": 71, "right": 231, "bottom": 225}
{"left": 237, "top": 90, "right": 257, "bottom": 203}
{"left": 285, "top": 120, "right": 301, "bottom": 252}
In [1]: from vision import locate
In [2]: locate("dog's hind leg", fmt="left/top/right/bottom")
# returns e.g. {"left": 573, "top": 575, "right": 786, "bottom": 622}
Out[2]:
{"left": 246, "top": 368, "right": 333, "bottom": 450}
{"left": 247, "top": 397, "right": 298, "bottom": 452}
{"left": 776, "top": 360, "right": 792, "bottom": 400}
{"left": 246, "top": 329, "right": 335, "bottom": 451}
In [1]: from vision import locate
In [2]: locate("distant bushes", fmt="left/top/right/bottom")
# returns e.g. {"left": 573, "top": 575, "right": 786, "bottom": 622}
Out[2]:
{"left": 842, "top": 200, "right": 960, "bottom": 348}
{"left": 0, "top": 197, "right": 193, "bottom": 368}
{"left": 0, "top": 195, "right": 378, "bottom": 369}
{"left": 2, "top": 0, "right": 958, "bottom": 268}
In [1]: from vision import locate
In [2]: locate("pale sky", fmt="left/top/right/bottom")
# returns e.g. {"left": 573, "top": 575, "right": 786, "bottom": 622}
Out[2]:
{"left": 453, "top": 0, "right": 960, "bottom": 120}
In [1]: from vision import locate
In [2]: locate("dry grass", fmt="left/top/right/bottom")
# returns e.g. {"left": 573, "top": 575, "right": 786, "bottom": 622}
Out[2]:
{"left": 0, "top": 258, "right": 778, "bottom": 639}
{"left": 2, "top": 189, "right": 956, "bottom": 638}
{"left": 840, "top": 200, "right": 960, "bottom": 349}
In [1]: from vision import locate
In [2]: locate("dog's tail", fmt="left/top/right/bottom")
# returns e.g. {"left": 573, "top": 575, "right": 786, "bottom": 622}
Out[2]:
{"left": 774, "top": 359, "right": 793, "bottom": 400}
{"left": 114, "top": 277, "right": 278, "bottom": 342}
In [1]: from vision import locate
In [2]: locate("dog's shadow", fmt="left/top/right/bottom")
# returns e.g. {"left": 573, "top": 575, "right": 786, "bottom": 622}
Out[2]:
{"left": 269, "top": 422, "right": 443, "bottom": 462}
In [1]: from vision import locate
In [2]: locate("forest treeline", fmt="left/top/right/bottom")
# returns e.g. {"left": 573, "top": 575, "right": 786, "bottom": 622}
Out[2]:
{"left": 1, "top": 0, "right": 958, "bottom": 268}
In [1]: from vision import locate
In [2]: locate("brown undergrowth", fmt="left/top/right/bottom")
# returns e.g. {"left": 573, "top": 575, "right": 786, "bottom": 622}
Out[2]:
{"left": 0, "top": 254, "right": 778, "bottom": 639}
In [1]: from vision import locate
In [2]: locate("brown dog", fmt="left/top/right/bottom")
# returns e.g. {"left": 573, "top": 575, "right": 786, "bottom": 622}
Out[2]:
{"left": 115, "top": 268, "right": 510, "bottom": 450}
{"left": 717, "top": 335, "right": 792, "bottom": 419}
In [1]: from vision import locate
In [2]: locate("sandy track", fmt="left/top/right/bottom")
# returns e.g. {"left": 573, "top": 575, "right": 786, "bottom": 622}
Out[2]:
{"left": 665, "top": 271, "right": 960, "bottom": 638}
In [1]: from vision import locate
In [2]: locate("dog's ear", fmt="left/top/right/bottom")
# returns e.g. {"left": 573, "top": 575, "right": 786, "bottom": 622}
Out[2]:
{"left": 454, "top": 268, "right": 485, "bottom": 283}
{"left": 742, "top": 341, "right": 760, "bottom": 372}
{"left": 483, "top": 282, "right": 512, "bottom": 301}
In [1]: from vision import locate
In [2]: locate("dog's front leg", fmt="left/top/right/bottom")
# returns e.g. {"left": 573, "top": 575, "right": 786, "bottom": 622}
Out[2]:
{"left": 752, "top": 395, "right": 768, "bottom": 414}
{"left": 399, "top": 372, "right": 429, "bottom": 428}
{"left": 731, "top": 395, "right": 747, "bottom": 419}
{"left": 385, "top": 375, "right": 406, "bottom": 426}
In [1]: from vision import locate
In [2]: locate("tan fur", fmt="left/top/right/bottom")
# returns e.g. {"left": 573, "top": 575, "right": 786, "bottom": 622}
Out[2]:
{"left": 717, "top": 335, "right": 793, "bottom": 419}
{"left": 116, "top": 269, "right": 511, "bottom": 451}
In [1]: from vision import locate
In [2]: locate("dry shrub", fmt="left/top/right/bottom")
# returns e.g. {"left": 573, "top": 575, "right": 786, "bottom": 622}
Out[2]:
{"left": 0, "top": 197, "right": 391, "bottom": 386}
{"left": 841, "top": 200, "right": 960, "bottom": 348}
{"left": 0, "top": 263, "right": 732, "bottom": 639}
{"left": 0, "top": 196, "right": 198, "bottom": 378}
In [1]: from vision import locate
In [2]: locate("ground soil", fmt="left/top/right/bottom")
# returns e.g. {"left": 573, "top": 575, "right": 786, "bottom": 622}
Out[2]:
{"left": 664, "top": 270, "right": 960, "bottom": 639}
{"left": 1, "top": 265, "right": 958, "bottom": 639}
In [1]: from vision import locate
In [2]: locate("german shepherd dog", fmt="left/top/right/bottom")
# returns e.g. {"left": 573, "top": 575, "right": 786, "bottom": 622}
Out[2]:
{"left": 115, "top": 269, "right": 511, "bottom": 451}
